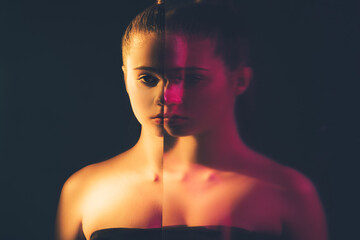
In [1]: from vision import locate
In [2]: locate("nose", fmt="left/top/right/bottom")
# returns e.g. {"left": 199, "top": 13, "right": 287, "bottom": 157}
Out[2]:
{"left": 164, "top": 81, "right": 184, "bottom": 105}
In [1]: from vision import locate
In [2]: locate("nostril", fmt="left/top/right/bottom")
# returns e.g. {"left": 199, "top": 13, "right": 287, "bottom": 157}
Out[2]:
{"left": 157, "top": 96, "right": 164, "bottom": 106}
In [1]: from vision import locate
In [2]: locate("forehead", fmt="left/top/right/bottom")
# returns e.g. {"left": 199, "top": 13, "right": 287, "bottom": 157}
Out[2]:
{"left": 165, "top": 34, "right": 218, "bottom": 70}
{"left": 125, "top": 33, "right": 223, "bottom": 71}
{"left": 125, "top": 33, "right": 164, "bottom": 69}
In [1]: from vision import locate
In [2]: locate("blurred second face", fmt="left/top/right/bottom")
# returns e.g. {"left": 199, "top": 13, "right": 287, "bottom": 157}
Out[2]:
{"left": 163, "top": 34, "right": 238, "bottom": 137}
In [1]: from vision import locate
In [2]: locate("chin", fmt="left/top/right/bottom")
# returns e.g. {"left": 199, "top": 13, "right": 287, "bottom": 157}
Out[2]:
{"left": 139, "top": 120, "right": 165, "bottom": 137}
{"left": 164, "top": 125, "right": 195, "bottom": 137}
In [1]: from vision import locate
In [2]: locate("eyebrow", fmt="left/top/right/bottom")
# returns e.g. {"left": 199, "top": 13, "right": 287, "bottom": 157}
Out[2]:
{"left": 134, "top": 66, "right": 209, "bottom": 72}
{"left": 167, "top": 67, "right": 209, "bottom": 72}
{"left": 133, "top": 66, "right": 161, "bottom": 72}
{"left": 133, "top": 66, "right": 210, "bottom": 75}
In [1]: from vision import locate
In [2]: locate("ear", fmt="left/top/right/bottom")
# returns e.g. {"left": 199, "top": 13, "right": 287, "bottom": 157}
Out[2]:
{"left": 234, "top": 66, "right": 252, "bottom": 96}
{"left": 122, "top": 65, "right": 128, "bottom": 94}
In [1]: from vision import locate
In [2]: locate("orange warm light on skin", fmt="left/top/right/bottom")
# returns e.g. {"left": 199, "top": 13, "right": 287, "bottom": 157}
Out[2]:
{"left": 123, "top": 33, "right": 165, "bottom": 137}
{"left": 78, "top": 165, "right": 163, "bottom": 239}
{"left": 56, "top": 3, "right": 328, "bottom": 237}
{"left": 56, "top": 31, "right": 328, "bottom": 240}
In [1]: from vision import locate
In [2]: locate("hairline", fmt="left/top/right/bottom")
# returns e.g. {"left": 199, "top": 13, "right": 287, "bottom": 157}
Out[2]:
{"left": 122, "top": 30, "right": 240, "bottom": 71}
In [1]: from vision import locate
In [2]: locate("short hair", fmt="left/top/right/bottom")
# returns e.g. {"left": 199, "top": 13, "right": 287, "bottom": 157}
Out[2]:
{"left": 166, "top": 2, "right": 250, "bottom": 71}
{"left": 121, "top": 3, "right": 165, "bottom": 63}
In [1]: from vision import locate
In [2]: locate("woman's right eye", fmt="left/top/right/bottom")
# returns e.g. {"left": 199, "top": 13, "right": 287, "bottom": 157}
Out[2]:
{"left": 137, "top": 75, "right": 159, "bottom": 87}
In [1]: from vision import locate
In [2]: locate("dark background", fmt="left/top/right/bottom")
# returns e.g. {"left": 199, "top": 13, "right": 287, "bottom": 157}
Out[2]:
{"left": 0, "top": 0, "right": 357, "bottom": 239}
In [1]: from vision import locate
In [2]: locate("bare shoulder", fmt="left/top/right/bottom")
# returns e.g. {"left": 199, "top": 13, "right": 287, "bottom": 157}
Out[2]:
{"left": 281, "top": 168, "right": 328, "bottom": 239}
{"left": 253, "top": 153, "right": 321, "bottom": 203}
{"left": 59, "top": 151, "right": 132, "bottom": 205}
{"left": 55, "top": 165, "right": 95, "bottom": 240}
{"left": 232, "top": 150, "right": 322, "bottom": 206}
{"left": 280, "top": 166, "right": 318, "bottom": 198}
{"left": 246, "top": 151, "right": 322, "bottom": 207}
{"left": 241, "top": 151, "right": 328, "bottom": 239}
{"left": 249, "top": 152, "right": 328, "bottom": 239}
{"left": 55, "top": 152, "right": 130, "bottom": 240}
{"left": 240, "top": 150, "right": 316, "bottom": 192}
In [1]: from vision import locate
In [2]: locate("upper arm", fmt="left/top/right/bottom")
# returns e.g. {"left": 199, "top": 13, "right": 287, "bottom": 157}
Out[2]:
{"left": 55, "top": 174, "right": 85, "bottom": 240}
{"left": 283, "top": 170, "right": 328, "bottom": 240}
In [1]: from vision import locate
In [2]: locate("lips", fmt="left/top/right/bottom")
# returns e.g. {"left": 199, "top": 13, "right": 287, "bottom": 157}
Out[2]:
{"left": 165, "top": 116, "right": 188, "bottom": 125}
{"left": 152, "top": 113, "right": 187, "bottom": 118}
{"left": 151, "top": 114, "right": 164, "bottom": 125}
{"left": 152, "top": 114, "right": 164, "bottom": 119}
{"left": 151, "top": 114, "right": 188, "bottom": 125}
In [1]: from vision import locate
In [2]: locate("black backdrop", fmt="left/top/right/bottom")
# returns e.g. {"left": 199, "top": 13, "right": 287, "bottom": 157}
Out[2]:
{"left": 0, "top": 0, "right": 357, "bottom": 239}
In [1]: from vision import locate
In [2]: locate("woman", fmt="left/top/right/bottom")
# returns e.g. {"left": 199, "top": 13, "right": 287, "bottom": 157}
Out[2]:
{"left": 56, "top": 1, "right": 328, "bottom": 240}
{"left": 55, "top": 3, "right": 165, "bottom": 240}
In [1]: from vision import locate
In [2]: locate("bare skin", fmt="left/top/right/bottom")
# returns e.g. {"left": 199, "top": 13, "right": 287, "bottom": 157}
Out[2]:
{"left": 160, "top": 34, "right": 327, "bottom": 239}
{"left": 55, "top": 33, "right": 328, "bottom": 240}
{"left": 162, "top": 137, "right": 327, "bottom": 239}
{"left": 55, "top": 127, "right": 164, "bottom": 240}
{"left": 56, "top": 141, "right": 327, "bottom": 240}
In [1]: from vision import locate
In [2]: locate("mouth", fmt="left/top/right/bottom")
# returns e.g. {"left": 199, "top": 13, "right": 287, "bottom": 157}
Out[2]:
{"left": 151, "top": 114, "right": 164, "bottom": 125}
{"left": 151, "top": 114, "right": 188, "bottom": 125}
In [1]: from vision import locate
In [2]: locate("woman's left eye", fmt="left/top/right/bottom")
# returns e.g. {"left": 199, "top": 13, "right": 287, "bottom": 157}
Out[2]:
{"left": 138, "top": 75, "right": 159, "bottom": 87}
{"left": 185, "top": 74, "right": 205, "bottom": 86}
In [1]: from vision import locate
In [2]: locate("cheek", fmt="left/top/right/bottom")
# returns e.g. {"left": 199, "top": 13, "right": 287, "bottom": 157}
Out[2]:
{"left": 127, "top": 83, "right": 154, "bottom": 122}
{"left": 187, "top": 82, "right": 234, "bottom": 118}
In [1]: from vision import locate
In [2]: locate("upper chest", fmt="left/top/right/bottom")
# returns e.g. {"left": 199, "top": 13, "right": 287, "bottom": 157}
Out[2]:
{"left": 81, "top": 174, "right": 163, "bottom": 238}
{"left": 80, "top": 171, "right": 286, "bottom": 238}
{"left": 162, "top": 172, "right": 285, "bottom": 233}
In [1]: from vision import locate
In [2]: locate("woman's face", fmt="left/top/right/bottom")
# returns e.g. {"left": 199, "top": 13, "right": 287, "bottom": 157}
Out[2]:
{"left": 123, "top": 32, "right": 249, "bottom": 138}
{"left": 122, "top": 33, "right": 165, "bottom": 137}
{"left": 163, "top": 34, "right": 244, "bottom": 137}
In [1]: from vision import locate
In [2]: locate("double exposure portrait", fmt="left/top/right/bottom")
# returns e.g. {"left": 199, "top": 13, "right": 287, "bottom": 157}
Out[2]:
{"left": 55, "top": 1, "right": 327, "bottom": 240}
{"left": 5, "top": 0, "right": 355, "bottom": 239}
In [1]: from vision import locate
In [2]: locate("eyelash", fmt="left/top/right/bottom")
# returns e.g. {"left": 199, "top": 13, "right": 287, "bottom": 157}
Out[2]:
{"left": 137, "top": 73, "right": 204, "bottom": 88}
{"left": 186, "top": 74, "right": 204, "bottom": 81}
{"left": 167, "top": 74, "right": 204, "bottom": 83}
{"left": 185, "top": 74, "right": 205, "bottom": 86}
{"left": 137, "top": 74, "right": 159, "bottom": 87}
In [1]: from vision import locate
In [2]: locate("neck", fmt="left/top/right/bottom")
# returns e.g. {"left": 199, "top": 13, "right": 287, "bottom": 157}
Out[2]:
{"left": 164, "top": 113, "right": 248, "bottom": 171}
{"left": 134, "top": 127, "right": 163, "bottom": 174}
